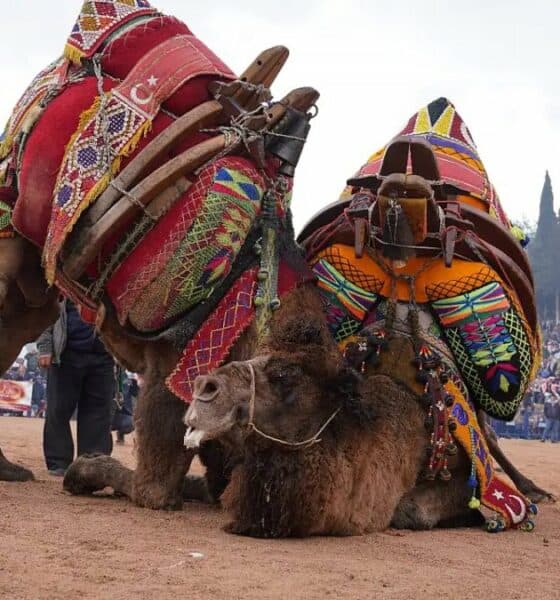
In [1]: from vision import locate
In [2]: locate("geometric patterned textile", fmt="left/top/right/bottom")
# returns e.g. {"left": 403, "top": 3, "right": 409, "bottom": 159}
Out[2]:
{"left": 432, "top": 283, "right": 532, "bottom": 420}
{"left": 43, "top": 33, "right": 235, "bottom": 283}
{"left": 314, "top": 258, "right": 378, "bottom": 320}
{"left": 345, "top": 97, "right": 510, "bottom": 227}
{"left": 432, "top": 282, "right": 510, "bottom": 328}
{"left": 64, "top": 0, "right": 158, "bottom": 64}
{"left": 311, "top": 246, "right": 381, "bottom": 344}
{"left": 166, "top": 261, "right": 308, "bottom": 404}
{"left": 106, "top": 158, "right": 265, "bottom": 332}
{"left": 449, "top": 382, "right": 533, "bottom": 529}
{"left": 306, "top": 244, "right": 537, "bottom": 420}
{"left": 425, "top": 266, "right": 496, "bottom": 300}
{"left": 166, "top": 268, "right": 258, "bottom": 403}
{"left": 316, "top": 244, "right": 384, "bottom": 293}
{"left": 0, "top": 199, "right": 14, "bottom": 238}
{"left": 0, "top": 57, "right": 70, "bottom": 167}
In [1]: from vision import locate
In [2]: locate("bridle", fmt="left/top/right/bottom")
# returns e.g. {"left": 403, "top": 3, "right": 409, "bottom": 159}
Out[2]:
{"left": 245, "top": 361, "right": 341, "bottom": 450}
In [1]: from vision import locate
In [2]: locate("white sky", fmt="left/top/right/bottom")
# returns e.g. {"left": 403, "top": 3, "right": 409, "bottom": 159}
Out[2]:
{"left": 0, "top": 0, "right": 558, "bottom": 232}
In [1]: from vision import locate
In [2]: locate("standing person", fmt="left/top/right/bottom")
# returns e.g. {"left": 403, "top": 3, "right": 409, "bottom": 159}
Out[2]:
{"left": 37, "top": 299, "right": 116, "bottom": 476}
{"left": 520, "top": 393, "right": 534, "bottom": 440}
{"left": 112, "top": 369, "right": 137, "bottom": 445}
{"left": 552, "top": 394, "right": 560, "bottom": 444}
{"left": 541, "top": 393, "right": 560, "bottom": 443}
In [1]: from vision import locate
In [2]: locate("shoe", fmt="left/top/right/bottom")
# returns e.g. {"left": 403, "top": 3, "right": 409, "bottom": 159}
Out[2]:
{"left": 48, "top": 468, "right": 66, "bottom": 477}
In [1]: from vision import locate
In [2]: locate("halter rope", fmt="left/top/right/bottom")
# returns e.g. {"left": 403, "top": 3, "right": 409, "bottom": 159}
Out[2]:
{"left": 245, "top": 361, "right": 341, "bottom": 450}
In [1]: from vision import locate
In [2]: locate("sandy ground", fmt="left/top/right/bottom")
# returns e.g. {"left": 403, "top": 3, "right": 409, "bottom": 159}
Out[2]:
{"left": 1, "top": 417, "right": 559, "bottom": 600}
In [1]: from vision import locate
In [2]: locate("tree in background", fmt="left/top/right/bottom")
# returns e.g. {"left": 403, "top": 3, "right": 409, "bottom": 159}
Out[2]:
{"left": 529, "top": 172, "right": 559, "bottom": 322}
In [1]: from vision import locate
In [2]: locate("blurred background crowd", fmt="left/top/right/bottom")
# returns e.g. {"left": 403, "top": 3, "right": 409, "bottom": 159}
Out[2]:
{"left": 2, "top": 321, "right": 560, "bottom": 444}
{"left": 0, "top": 342, "right": 140, "bottom": 444}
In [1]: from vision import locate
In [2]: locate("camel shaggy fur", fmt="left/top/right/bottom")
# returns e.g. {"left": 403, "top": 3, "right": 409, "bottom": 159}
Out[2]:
{"left": 183, "top": 306, "right": 482, "bottom": 537}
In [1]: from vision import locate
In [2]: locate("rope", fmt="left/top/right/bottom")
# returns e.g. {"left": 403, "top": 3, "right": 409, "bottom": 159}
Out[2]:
{"left": 246, "top": 361, "right": 341, "bottom": 450}
{"left": 108, "top": 180, "right": 157, "bottom": 221}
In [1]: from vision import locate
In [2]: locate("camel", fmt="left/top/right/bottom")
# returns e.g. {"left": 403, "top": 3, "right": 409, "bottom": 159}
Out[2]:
{"left": 63, "top": 282, "right": 540, "bottom": 538}
{"left": 0, "top": 3, "right": 551, "bottom": 519}
{"left": 180, "top": 292, "right": 485, "bottom": 537}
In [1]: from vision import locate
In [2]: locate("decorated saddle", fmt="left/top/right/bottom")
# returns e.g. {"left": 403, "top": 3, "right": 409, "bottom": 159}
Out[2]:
{"left": 0, "top": 0, "right": 318, "bottom": 401}
{"left": 300, "top": 98, "right": 539, "bottom": 422}
{"left": 299, "top": 98, "right": 540, "bottom": 531}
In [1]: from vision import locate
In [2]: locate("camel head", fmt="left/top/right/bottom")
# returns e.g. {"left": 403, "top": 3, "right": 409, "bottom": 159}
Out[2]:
{"left": 184, "top": 317, "right": 367, "bottom": 450}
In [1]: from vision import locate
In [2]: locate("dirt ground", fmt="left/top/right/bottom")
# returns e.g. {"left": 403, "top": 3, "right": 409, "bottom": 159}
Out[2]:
{"left": 1, "top": 417, "right": 559, "bottom": 600}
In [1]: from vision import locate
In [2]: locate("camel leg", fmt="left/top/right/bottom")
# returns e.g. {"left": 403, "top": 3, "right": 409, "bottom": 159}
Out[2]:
{"left": 131, "top": 375, "right": 192, "bottom": 510}
{"left": 65, "top": 379, "right": 192, "bottom": 509}
{"left": 0, "top": 280, "right": 59, "bottom": 482}
{"left": 64, "top": 454, "right": 134, "bottom": 497}
{"left": 479, "top": 411, "right": 556, "bottom": 503}
{"left": 392, "top": 473, "right": 481, "bottom": 530}
{"left": 182, "top": 475, "right": 214, "bottom": 503}
{"left": 0, "top": 236, "right": 25, "bottom": 309}
{"left": 0, "top": 448, "right": 35, "bottom": 482}
{"left": 65, "top": 318, "right": 188, "bottom": 510}
{"left": 64, "top": 454, "right": 213, "bottom": 503}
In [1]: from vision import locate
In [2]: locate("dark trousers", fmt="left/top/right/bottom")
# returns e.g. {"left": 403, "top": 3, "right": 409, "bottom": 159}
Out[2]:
{"left": 43, "top": 350, "right": 115, "bottom": 471}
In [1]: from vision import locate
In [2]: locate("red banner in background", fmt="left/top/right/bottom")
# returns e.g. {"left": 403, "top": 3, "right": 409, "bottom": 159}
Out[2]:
{"left": 0, "top": 380, "right": 32, "bottom": 413}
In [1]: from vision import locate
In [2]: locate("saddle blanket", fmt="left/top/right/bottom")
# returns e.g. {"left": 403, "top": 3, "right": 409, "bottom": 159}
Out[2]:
{"left": 2, "top": 0, "right": 235, "bottom": 258}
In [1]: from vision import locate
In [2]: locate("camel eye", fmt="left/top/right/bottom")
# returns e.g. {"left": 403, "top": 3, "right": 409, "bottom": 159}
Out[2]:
{"left": 265, "top": 360, "right": 302, "bottom": 403}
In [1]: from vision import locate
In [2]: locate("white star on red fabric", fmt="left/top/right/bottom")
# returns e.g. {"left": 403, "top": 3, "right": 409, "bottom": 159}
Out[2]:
{"left": 147, "top": 75, "right": 158, "bottom": 87}
{"left": 492, "top": 490, "right": 504, "bottom": 501}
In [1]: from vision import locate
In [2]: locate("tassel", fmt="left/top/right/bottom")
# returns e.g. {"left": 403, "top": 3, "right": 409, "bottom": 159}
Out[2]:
{"left": 382, "top": 201, "right": 415, "bottom": 267}
{"left": 64, "top": 43, "right": 85, "bottom": 66}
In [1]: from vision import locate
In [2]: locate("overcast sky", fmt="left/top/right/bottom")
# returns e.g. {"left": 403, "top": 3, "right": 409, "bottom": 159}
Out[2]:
{"left": 0, "top": 0, "right": 558, "bottom": 231}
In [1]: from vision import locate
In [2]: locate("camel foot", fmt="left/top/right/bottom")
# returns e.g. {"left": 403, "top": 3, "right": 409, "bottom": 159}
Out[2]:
{"left": 182, "top": 474, "right": 215, "bottom": 504}
{"left": 0, "top": 457, "right": 35, "bottom": 482}
{"left": 515, "top": 477, "right": 557, "bottom": 504}
{"left": 64, "top": 454, "right": 133, "bottom": 497}
{"left": 132, "top": 477, "right": 184, "bottom": 510}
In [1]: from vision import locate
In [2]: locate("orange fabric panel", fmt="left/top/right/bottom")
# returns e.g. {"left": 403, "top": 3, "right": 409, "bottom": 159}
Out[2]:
{"left": 318, "top": 244, "right": 499, "bottom": 303}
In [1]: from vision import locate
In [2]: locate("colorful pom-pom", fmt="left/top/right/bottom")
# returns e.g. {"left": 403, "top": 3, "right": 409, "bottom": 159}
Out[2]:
{"left": 468, "top": 497, "right": 481, "bottom": 510}
{"left": 520, "top": 519, "right": 535, "bottom": 532}
{"left": 528, "top": 503, "right": 538, "bottom": 516}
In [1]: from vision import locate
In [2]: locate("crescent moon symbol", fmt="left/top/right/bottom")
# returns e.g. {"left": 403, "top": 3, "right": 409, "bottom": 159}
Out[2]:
{"left": 505, "top": 494, "right": 526, "bottom": 525}
{"left": 130, "top": 84, "right": 154, "bottom": 106}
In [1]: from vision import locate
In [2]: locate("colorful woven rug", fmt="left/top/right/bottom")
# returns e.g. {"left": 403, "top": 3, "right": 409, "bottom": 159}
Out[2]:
{"left": 310, "top": 243, "right": 537, "bottom": 421}
{"left": 43, "top": 32, "right": 235, "bottom": 283}
{"left": 167, "top": 268, "right": 258, "bottom": 402}
{"left": 449, "top": 383, "right": 535, "bottom": 531}
{"left": 0, "top": 57, "right": 70, "bottom": 166}
{"left": 430, "top": 280, "right": 534, "bottom": 420}
{"left": 167, "top": 261, "right": 308, "bottom": 402}
{"left": 64, "top": 0, "right": 158, "bottom": 64}
{"left": 105, "top": 157, "right": 265, "bottom": 332}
